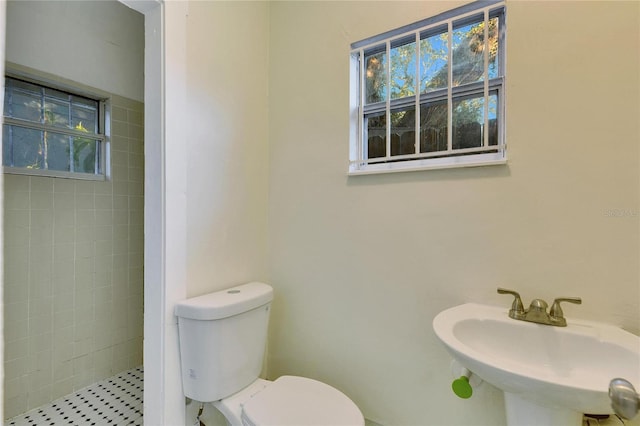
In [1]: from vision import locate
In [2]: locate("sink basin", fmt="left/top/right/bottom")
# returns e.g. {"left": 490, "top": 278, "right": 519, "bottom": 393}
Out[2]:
{"left": 433, "top": 303, "right": 640, "bottom": 425}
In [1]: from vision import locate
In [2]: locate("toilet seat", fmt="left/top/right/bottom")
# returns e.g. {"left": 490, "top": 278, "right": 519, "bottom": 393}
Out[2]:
{"left": 240, "top": 376, "right": 364, "bottom": 426}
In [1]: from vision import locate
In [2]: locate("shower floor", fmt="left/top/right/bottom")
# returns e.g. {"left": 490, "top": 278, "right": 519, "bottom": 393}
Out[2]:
{"left": 6, "top": 366, "right": 143, "bottom": 426}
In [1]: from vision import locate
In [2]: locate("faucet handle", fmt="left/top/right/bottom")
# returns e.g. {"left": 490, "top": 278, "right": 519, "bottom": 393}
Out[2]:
{"left": 497, "top": 288, "right": 525, "bottom": 318}
{"left": 550, "top": 297, "right": 582, "bottom": 323}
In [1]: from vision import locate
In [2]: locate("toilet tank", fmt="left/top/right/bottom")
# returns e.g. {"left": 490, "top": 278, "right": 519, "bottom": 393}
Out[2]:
{"left": 174, "top": 282, "right": 274, "bottom": 402}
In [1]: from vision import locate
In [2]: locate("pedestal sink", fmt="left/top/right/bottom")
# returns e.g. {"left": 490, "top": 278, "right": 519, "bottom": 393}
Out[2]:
{"left": 433, "top": 303, "right": 640, "bottom": 426}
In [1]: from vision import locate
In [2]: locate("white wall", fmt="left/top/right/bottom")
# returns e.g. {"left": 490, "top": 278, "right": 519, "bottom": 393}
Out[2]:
{"left": 267, "top": 2, "right": 639, "bottom": 425}
{"left": 6, "top": 0, "right": 144, "bottom": 102}
{"left": 156, "top": 1, "right": 270, "bottom": 424}
{"left": 184, "top": 1, "right": 270, "bottom": 297}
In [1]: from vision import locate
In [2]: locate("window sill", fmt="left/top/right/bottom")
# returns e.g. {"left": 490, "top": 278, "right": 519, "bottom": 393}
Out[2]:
{"left": 4, "top": 167, "right": 106, "bottom": 181}
{"left": 348, "top": 152, "right": 507, "bottom": 176}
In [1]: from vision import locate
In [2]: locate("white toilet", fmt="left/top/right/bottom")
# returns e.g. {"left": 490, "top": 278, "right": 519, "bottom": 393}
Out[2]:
{"left": 175, "top": 281, "right": 364, "bottom": 426}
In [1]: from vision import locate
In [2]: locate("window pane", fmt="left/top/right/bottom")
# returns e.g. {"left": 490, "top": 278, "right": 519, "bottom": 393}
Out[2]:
{"left": 452, "top": 18, "right": 486, "bottom": 87}
{"left": 8, "top": 89, "right": 42, "bottom": 122}
{"left": 3, "top": 88, "right": 9, "bottom": 118}
{"left": 6, "top": 78, "right": 40, "bottom": 93}
{"left": 3, "top": 77, "right": 105, "bottom": 176}
{"left": 365, "top": 50, "right": 387, "bottom": 104}
{"left": 391, "top": 107, "right": 415, "bottom": 156}
{"left": 420, "top": 31, "right": 448, "bottom": 93}
{"left": 352, "top": 4, "right": 505, "bottom": 173}
{"left": 3, "top": 125, "right": 12, "bottom": 166}
{"left": 488, "top": 93, "right": 498, "bottom": 146}
{"left": 420, "top": 100, "right": 448, "bottom": 153}
{"left": 44, "top": 98, "right": 70, "bottom": 129}
{"left": 47, "top": 132, "right": 71, "bottom": 172}
{"left": 365, "top": 112, "right": 386, "bottom": 159}
{"left": 73, "top": 137, "right": 99, "bottom": 174}
{"left": 72, "top": 103, "right": 98, "bottom": 134}
{"left": 44, "top": 87, "right": 69, "bottom": 101}
{"left": 5, "top": 79, "right": 42, "bottom": 120}
{"left": 487, "top": 17, "right": 499, "bottom": 79}
{"left": 10, "top": 126, "right": 44, "bottom": 169}
{"left": 72, "top": 97, "right": 99, "bottom": 134}
{"left": 390, "top": 41, "right": 416, "bottom": 100}
{"left": 452, "top": 95, "right": 484, "bottom": 149}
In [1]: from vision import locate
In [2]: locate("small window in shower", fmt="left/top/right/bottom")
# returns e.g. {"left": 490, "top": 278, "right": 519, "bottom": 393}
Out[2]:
{"left": 3, "top": 75, "right": 109, "bottom": 180}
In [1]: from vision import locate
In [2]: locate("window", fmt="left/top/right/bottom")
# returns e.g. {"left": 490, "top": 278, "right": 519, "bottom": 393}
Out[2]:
{"left": 349, "top": 1, "right": 506, "bottom": 174}
{"left": 3, "top": 76, "right": 107, "bottom": 179}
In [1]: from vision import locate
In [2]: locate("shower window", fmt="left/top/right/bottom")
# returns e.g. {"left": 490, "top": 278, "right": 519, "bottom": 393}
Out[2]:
{"left": 349, "top": 1, "right": 506, "bottom": 174}
{"left": 3, "top": 76, "right": 108, "bottom": 180}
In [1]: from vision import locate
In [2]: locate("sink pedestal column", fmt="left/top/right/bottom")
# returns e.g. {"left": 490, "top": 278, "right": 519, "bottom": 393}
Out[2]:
{"left": 504, "top": 393, "right": 583, "bottom": 426}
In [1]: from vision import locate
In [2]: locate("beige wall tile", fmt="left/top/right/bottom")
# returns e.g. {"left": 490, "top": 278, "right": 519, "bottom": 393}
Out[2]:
{"left": 111, "top": 120, "right": 129, "bottom": 138}
{"left": 4, "top": 174, "right": 30, "bottom": 192}
{"left": 52, "top": 377, "right": 74, "bottom": 400}
{"left": 4, "top": 319, "right": 28, "bottom": 345}
{"left": 53, "top": 179, "right": 75, "bottom": 194}
{"left": 128, "top": 109, "right": 143, "bottom": 126}
{"left": 5, "top": 302, "right": 29, "bottom": 327}
{"left": 53, "top": 310, "right": 74, "bottom": 331}
{"left": 111, "top": 105, "right": 128, "bottom": 122}
{"left": 4, "top": 0, "right": 145, "bottom": 411}
{"left": 53, "top": 294, "right": 74, "bottom": 314}
{"left": 5, "top": 337, "right": 29, "bottom": 361}
{"left": 5, "top": 191, "right": 30, "bottom": 209}
{"left": 30, "top": 177, "right": 53, "bottom": 193}
{"left": 4, "top": 357, "right": 28, "bottom": 381}
{"left": 30, "top": 192, "right": 53, "bottom": 210}
{"left": 4, "top": 85, "right": 144, "bottom": 416}
{"left": 4, "top": 282, "right": 28, "bottom": 304}
{"left": 112, "top": 95, "right": 143, "bottom": 111}
{"left": 4, "top": 93, "right": 144, "bottom": 415}
{"left": 8, "top": 254, "right": 28, "bottom": 282}
{"left": 75, "top": 180, "right": 95, "bottom": 195}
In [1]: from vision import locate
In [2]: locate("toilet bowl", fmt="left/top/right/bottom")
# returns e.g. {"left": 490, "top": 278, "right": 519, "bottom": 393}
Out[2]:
{"left": 213, "top": 376, "right": 363, "bottom": 426}
{"left": 175, "top": 282, "right": 364, "bottom": 426}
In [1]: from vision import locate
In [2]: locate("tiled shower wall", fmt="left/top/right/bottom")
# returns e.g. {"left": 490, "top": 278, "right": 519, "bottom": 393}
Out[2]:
{"left": 3, "top": 95, "right": 144, "bottom": 419}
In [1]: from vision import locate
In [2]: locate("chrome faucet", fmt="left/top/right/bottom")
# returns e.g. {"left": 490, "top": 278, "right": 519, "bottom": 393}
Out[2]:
{"left": 497, "top": 288, "right": 581, "bottom": 327}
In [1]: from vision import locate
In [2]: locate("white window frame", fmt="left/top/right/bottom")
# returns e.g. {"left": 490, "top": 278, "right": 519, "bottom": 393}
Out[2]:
{"left": 3, "top": 69, "right": 110, "bottom": 181}
{"left": 349, "top": 1, "right": 506, "bottom": 175}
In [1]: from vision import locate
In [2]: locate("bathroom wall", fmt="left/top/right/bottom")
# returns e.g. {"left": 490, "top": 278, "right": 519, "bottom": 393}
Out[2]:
{"left": 184, "top": 1, "right": 270, "bottom": 298}
{"left": 5, "top": 0, "right": 144, "bottom": 102}
{"left": 152, "top": 1, "right": 638, "bottom": 423}
{"left": 3, "top": 0, "right": 144, "bottom": 419}
{"left": 155, "top": 2, "right": 270, "bottom": 422}
{"left": 267, "top": 2, "right": 639, "bottom": 425}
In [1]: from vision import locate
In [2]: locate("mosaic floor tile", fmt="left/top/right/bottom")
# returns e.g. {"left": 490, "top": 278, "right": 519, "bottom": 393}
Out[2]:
{"left": 7, "top": 367, "right": 143, "bottom": 426}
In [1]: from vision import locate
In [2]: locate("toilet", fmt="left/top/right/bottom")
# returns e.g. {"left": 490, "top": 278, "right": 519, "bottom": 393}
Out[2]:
{"left": 175, "top": 281, "right": 364, "bottom": 426}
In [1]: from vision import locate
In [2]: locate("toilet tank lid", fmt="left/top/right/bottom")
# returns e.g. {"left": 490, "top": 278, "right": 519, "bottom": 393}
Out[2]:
{"left": 174, "top": 282, "right": 274, "bottom": 320}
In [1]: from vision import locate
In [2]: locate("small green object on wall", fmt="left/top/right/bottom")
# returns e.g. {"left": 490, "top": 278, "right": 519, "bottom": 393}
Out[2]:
{"left": 452, "top": 376, "right": 473, "bottom": 399}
